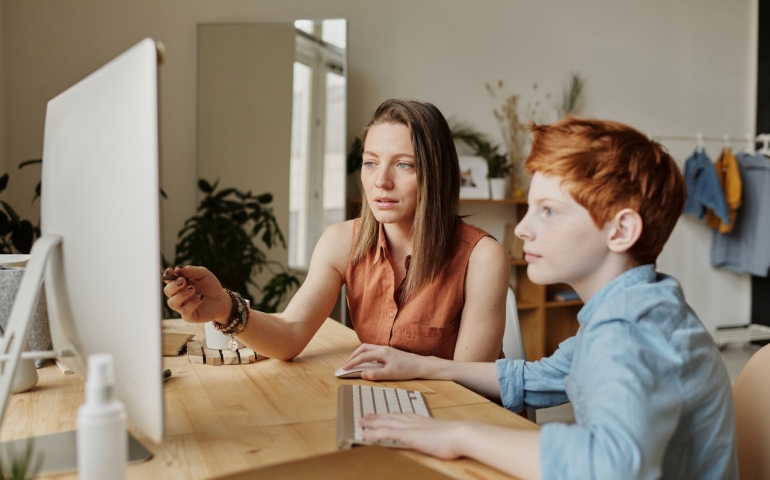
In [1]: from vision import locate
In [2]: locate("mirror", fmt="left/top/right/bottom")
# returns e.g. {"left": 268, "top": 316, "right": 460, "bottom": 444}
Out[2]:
{"left": 197, "top": 20, "right": 347, "bottom": 284}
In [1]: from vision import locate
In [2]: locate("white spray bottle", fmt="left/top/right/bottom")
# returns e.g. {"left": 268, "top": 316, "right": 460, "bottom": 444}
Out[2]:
{"left": 77, "top": 353, "right": 127, "bottom": 480}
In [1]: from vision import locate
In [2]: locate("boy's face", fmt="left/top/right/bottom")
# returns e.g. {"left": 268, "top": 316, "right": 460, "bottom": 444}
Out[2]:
{"left": 515, "top": 172, "right": 612, "bottom": 296}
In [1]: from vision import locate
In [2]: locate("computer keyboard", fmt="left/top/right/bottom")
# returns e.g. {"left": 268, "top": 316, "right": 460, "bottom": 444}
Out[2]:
{"left": 336, "top": 384, "right": 431, "bottom": 449}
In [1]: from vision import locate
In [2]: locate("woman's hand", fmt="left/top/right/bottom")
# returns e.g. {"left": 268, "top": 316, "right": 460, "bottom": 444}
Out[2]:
{"left": 360, "top": 414, "right": 466, "bottom": 460}
{"left": 343, "top": 344, "right": 432, "bottom": 381}
{"left": 162, "top": 266, "right": 231, "bottom": 324}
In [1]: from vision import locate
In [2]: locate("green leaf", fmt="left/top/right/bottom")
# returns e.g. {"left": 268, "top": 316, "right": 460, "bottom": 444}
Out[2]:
{"left": 18, "top": 158, "right": 42, "bottom": 169}
{"left": 215, "top": 188, "right": 237, "bottom": 200}
{"left": 257, "top": 193, "right": 272, "bottom": 203}
{"left": 0, "top": 212, "right": 9, "bottom": 235}
{"left": 12, "top": 220, "right": 35, "bottom": 254}
{"left": 0, "top": 173, "right": 8, "bottom": 193}
{"left": 198, "top": 179, "right": 214, "bottom": 194}
{"left": 346, "top": 137, "right": 363, "bottom": 175}
{"left": 1, "top": 201, "right": 20, "bottom": 224}
{"left": 256, "top": 272, "right": 300, "bottom": 313}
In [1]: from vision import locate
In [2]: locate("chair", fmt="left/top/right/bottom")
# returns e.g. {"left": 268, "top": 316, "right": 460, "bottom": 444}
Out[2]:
{"left": 732, "top": 343, "right": 770, "bottom": 479}
{"left": 502, "top": 288, "right": 536, "bottom": 422}
{"left": 503, "top": 288, "right": 526, "bottom": 360}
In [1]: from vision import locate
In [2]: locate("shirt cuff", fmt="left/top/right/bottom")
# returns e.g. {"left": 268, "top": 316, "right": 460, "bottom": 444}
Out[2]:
{"left": 496, "top": 358, "right": 525, "bottom": 413}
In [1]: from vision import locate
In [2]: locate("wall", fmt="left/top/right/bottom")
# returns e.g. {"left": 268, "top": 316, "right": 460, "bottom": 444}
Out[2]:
{"left": 1, "top": 0, "right": 757, "bottom": 329}
{"left": 0, "top": 0, "right": 5, "bottom": 178}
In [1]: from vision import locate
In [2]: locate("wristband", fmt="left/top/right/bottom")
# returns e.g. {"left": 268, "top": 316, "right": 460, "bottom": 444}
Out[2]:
{"left": 213, "top": 289, "right": 250, "bottom": 351}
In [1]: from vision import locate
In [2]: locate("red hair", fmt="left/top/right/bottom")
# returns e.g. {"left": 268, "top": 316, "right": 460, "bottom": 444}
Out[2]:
{"left": 526, "top": 117, "right": 685, "bottom": 266}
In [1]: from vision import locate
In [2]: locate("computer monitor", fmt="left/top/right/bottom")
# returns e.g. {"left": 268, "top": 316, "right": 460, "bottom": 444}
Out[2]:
{"left": 0, "top": 38, "right": 164, "bottom": 449}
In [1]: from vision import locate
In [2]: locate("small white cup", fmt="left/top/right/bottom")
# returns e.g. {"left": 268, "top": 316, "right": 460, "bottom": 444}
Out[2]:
{"left": 204, "top": 322, "right": 245, "bottom": 350}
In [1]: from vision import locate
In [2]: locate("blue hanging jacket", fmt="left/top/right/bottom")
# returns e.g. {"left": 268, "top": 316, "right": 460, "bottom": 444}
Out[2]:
{"left": 682, "top": 149, "right": 730, "bottom": 224}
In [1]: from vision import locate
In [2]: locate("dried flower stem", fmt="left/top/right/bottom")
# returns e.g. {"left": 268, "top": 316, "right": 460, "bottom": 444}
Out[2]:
{"left": 486, "top": 80, "right": 549, "bottom": 195}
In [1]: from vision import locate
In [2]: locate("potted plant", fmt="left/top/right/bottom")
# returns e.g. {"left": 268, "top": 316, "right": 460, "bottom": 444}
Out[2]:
{"left": 0, "top": 439, "right": 42, "bottom": 480}
{"left": 171, "top": 179, "right": 299, "bottom": 315}
{"left": 0, "top": 166, "right": 52, "bottom": 369}
{"left": 0, "top": 172, "right": 39, "bottom": 255}
{"left": 451, "top": 123, "right": 511, "bottom": 199}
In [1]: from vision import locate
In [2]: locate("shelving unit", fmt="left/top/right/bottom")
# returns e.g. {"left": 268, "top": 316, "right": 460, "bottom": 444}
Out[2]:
{"left": 461, "top": 198, "right": 581, "bottom": 361}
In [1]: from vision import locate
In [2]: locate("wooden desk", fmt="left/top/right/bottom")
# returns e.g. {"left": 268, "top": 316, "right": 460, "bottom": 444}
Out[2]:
{"left": 2, "top": 319, "right": 537, "bottom": 479}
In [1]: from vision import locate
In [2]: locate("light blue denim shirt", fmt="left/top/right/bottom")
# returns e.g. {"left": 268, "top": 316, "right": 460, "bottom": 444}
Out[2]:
{"left": 683, "top": 148, "right": 731, "bottom": 224}
{"left": 496, "top": 265, "right": 737, "bottom": 480}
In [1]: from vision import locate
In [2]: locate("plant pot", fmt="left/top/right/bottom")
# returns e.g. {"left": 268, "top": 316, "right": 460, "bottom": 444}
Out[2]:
{"left": 0, "top": 264, "right": 41, "bottom": 393}
{"left": 489, "top": 177, "right": 507, "bottom": 200}
{"left": 0, "top": 265, "right": 52, "bottom": 369}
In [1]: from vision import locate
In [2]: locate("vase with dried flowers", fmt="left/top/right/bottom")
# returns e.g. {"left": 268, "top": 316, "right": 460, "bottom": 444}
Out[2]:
{"left": 486, "top": 80, "right": 550, "bottom": 199}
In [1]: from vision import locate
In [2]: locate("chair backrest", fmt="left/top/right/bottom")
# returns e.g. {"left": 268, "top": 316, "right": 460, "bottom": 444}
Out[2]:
{"left": 502, "top": 288, "right": 526, "bottom": 360}
{"left": 733, "top": 343, "right": 770, "bottom": 480}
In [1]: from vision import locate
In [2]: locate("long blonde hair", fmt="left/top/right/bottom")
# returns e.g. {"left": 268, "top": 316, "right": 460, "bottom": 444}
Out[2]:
{"left": 350, "top": 99, "right": 460, "bottom": 301}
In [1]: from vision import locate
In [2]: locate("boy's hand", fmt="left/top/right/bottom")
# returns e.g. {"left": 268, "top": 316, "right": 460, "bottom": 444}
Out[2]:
{"left": 343, "top": 344, "right": 428, "bottom": 381}
{"left": 360, "top": 414, "right": 466, "bottom": 460}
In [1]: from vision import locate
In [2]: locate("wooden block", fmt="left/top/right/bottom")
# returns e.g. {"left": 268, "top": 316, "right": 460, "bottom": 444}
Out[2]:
{"left": 222, "top": 349, "right": 239, "bottom": 365}
{"left": 238, "top": 348, "right": 256, "bottom": 364}
{"left": 162, "top": 331, "right": 195, "bottom": 356}
{"left": 186, "top": 340, "right": 204, "bottom": 364}
{"left": 187, "top": 340, "right": 262, "bottom": 366}
{"left": 161, "top": 318, "right": 192, "bottom": 332}
{"left": 203, "top": 346, "right": 222, "bottom": 366}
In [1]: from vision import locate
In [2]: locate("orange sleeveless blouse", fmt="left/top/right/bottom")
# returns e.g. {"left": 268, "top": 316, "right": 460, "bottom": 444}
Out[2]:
{"left": 345, "top": 219, "right": 491, "bottom": 360}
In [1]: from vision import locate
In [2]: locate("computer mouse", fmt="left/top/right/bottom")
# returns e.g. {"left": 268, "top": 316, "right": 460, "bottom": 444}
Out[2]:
{"left": 334, "top": 361, "right": 385, "bottom": 379}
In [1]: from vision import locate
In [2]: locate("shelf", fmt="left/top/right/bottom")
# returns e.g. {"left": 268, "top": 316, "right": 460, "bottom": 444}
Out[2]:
{"left": 516, "top": 302, "right": 539, "bottom": 311}
{"left": 710, "top": 323, "right": 770, "bottom": 347}
{"left": 460, "top": 198, "right": 527, "bottom": 205}
{"left": 545, "top": 300, "right": 584, "bottom": 308}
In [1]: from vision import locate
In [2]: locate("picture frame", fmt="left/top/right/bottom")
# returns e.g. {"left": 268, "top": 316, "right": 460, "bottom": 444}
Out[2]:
{"left": 458, "top": 156, "right": 489, "bottom": 199}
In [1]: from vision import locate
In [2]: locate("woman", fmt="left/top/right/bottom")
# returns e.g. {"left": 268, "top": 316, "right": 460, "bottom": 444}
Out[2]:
{"left": 164, "top": 99, "right": 509, "bottom": 362}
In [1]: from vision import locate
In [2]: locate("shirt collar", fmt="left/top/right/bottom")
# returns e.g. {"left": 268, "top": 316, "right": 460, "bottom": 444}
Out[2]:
{"left": 373, "top": 222, "right": 389, "bottom": 264}
{"left": 577, "top": 264, "right": 656, "bottom": 325}
{"left": 372, "top": 222, "right": 413, "bottom": 269}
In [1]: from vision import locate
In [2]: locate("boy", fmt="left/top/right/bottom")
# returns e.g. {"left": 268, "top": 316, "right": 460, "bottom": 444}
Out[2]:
{"left": 344, "top": 117, "right": 737, "bottom": 480}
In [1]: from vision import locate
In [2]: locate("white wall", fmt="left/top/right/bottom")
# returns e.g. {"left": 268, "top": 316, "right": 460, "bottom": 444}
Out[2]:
{"left": 1, "top": 0, "right": 756, "bottom": 329}
{"left": 0, "top": 0, "right": 6, "bottom": 178}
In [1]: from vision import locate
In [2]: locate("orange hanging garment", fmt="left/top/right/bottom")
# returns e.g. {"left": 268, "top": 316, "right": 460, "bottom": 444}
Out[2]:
{"left": 706, "top": 148, "right": 742, "bottom": 233}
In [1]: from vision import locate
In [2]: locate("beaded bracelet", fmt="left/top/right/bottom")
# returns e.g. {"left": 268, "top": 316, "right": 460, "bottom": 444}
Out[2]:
{"left": 213, "top": 289, "right": 250, "bottom": 351}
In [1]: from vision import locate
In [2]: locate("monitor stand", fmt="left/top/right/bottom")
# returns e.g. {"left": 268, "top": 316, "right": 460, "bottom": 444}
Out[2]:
{"left": 0, "top": 236, "right": 65, "bottom": 415}
{"left": 0, "top": 430, "right": 152, "bottom": 475}
{"left": 0, "top": 236, "right": 154, "bottom": 473}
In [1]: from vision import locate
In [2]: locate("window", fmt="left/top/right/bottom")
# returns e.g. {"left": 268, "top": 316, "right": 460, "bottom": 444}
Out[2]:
{"left": 288, "top": 20, "right": 347, "bottom": 270}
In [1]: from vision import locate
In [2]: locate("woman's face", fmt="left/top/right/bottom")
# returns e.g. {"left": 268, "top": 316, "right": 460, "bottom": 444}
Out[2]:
{"left": 361, "top": 122, "right": 419, "bottom": 230}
